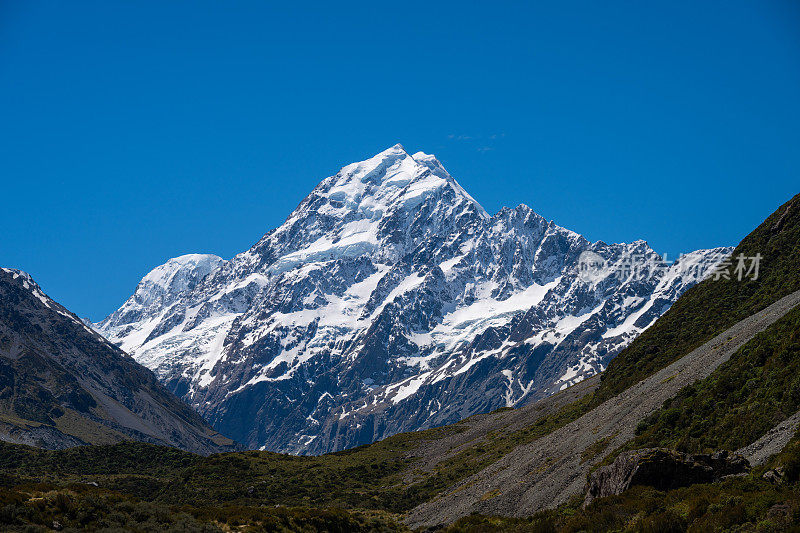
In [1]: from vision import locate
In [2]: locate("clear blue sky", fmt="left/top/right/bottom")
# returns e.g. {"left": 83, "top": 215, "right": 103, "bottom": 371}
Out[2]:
{"left": 1, "top": 1, "right": 798, "bottom": 321}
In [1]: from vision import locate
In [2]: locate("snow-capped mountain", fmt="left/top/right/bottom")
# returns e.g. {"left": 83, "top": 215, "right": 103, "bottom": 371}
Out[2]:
{"left": 97, "top": 144, "right": 731, "bottom": 454}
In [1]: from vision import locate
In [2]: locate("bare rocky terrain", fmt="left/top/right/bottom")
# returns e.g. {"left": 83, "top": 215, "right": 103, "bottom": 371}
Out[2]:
{"left": 404, "top": 375, "right": 600, "bottom": 479}
{"left": 738, "top": 410, "right": 800, "bottom": 467}
{"left": 406, "top": 288, "right": 800, "bottom": 528}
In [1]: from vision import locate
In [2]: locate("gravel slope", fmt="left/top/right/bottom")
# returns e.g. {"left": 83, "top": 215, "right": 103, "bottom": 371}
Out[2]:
{"left": 738, "top": 410, "right": 800, "bottom": 467}
{"left": 403, "top": 375, "right": 600, "bottom": 479}
{"left": 406, "top": 288, "right": 800, "bottom": 528}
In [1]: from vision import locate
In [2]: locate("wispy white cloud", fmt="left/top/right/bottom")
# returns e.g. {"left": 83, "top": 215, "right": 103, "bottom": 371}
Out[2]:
{"left": 447, "top": 132, "right": 505, "bottom": 152}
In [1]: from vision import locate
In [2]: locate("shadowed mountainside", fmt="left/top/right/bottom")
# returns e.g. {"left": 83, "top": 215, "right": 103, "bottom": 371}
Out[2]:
{"left": 0, "top": 268, "right": 237, "bottom": 455}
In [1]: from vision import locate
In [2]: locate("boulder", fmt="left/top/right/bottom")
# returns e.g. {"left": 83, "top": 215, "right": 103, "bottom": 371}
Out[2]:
{"left": 763, "top": 466, "right": 786, "bottom": 484}
{"left": 584, "top": 448, "right": 750, "bottom": 506}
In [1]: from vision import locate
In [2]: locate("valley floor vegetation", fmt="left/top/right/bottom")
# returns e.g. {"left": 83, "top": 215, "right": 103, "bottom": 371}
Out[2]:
{"left": 3, "top": 435, "right": 800, "bottom": 531}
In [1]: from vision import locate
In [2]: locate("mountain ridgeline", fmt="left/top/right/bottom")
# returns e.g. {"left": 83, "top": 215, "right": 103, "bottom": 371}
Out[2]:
{"left": 97, "top": 144, "right": 731, "bottom": 453}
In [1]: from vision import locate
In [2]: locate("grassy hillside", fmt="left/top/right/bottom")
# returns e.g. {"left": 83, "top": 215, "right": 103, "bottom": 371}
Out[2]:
{"left": 595, "top": 192, "right": 800, "bottom": 403}
{"left": 629, "top": 305, "right": 800, "bottom": 453}
{"left": 0, "top": 482, "right": 404, "bottom": 532}
{"left": 448, "top": 428, "right": 800, "bottom": 532}
{"left": 0, "top": 441, "right": 411, "bottom": 531}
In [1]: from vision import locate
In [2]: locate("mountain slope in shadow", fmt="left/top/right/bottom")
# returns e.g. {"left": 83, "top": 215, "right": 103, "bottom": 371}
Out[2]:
{"left": 0, "top": 268, "right": 237, "bottom": 455}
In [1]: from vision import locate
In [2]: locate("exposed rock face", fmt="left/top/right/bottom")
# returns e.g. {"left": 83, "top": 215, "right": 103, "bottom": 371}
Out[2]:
{"left": 737, "top": 410, "right": 800, "bottom": 467}
{"left": 0, "top": 268, "right": 237, "bottom": 455}
{"left": 584, "top": 449, "right": 750, "bottom": 506}
{"left": 763, "top": 467, "right": 786, "bottom": 484}
{"left": 97, "top": 144, "right": 732, "bottom": 453}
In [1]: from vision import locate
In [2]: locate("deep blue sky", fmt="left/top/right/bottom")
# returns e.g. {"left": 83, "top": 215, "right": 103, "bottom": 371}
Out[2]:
{"left": 2, "top": 1, "right": 798, "bottom": 321}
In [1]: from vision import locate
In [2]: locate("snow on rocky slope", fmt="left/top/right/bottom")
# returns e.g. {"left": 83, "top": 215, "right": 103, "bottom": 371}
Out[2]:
{"left": 97, "top": 144, "right": 731, "bottom": 453}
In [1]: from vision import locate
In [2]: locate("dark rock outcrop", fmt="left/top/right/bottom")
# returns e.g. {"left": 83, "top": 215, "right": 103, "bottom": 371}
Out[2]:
{"left": 584, "top": 448, "right": 750, "bottom": 506}
{"left": 763, "top": 466, "right": 786, "bottom": 484}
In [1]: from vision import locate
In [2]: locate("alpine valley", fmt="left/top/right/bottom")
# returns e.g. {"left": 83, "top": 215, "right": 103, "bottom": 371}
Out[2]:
{"left": 96, "top": 145, "right": 731, "bottom": 453}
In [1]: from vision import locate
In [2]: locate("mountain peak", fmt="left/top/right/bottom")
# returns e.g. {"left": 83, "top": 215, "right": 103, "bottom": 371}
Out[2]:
{"left": 334, "top": 144, "right": 414, "bottom": 186}
{"left": 411, "top": 151, "right": 448, "bottom": 179}
{"left": 133, "top": 253, "right": 225, "bottom": 307}
{"left": 313, "top": 146, "right": 486, "bottom": 220}
{"left": 387, "top": 142, "right": 407, "bottom": 153}
{"left": 97, "top": 253, "right": 225, "bottom": 332}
